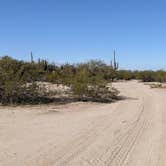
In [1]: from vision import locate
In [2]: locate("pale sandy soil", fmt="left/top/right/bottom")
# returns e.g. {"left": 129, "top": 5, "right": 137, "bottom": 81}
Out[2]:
{"left": 1, "top": 80, "right": 166, "bottom": 166}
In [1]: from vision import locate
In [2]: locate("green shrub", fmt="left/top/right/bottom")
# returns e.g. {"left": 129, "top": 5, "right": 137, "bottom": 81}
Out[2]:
{"left": 0, "top": 56, "right": 50, "bottom": 104}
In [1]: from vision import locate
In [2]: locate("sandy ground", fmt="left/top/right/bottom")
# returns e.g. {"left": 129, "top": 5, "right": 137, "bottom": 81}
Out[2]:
{"left": 1, "top": 80, "right": 166, "bottom": 166}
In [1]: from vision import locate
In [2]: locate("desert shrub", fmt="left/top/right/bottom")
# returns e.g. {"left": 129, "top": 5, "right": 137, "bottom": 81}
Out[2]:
{"left": 149, "top": 83, "right": 162, "bottom": 88}
{"left": 138, "top": 71, "right": 155, "bottom": 82}
{"left": 155, "top": 70, "right": 166, "bottom": 82}
{"left": 71, "top": 62, "right": 119, "bottom": 102}
{"left": 0, "top": 56, "right": 51, "bottom": 104}
{"left": 84, "top": 84, "right": 119, "bottom": 102}
{"left": 71, "top": 68, "right": 90, "bottom": 99}
{"left": 45, "top": 71, "right": 61, "bottom": 84}
{"left": 117, "top": 70, "right": 135, "bottom": 80}
{"left": 72, "top": 80, "right": 119, "bottom": 102}
{"left": 0, "top": 81, "right": 38, "bottom": 104}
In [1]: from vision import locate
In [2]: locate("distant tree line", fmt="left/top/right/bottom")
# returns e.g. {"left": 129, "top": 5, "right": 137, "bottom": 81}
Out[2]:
{"left": 117, "top": 70, "right": 166, "bottom": 82}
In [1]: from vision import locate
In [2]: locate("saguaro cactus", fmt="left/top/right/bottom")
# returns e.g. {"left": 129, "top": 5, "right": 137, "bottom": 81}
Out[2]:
{"left": 30, "top": 51, "right": 34, "bottom": 63}
{"left": 44, "top": 60, "right": 48, "bottom": 71}
{"left": 109, "top": 50, "right": 119, "bottom": 81}
{"left": 113, "top": 50, "right": 118, "bottom": 71}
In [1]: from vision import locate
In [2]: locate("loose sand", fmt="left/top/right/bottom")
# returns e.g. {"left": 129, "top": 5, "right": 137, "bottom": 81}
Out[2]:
{"left": 0, "top": 80, "right": 166, "bottom": 166}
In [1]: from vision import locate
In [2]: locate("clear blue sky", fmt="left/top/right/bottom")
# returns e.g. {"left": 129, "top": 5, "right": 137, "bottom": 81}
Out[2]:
{"left": 0, "top": 0, "right": 166, "bottom": 70}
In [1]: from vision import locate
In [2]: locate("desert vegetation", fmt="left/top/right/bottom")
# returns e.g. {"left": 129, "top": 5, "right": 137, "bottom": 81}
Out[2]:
{"left": 0, "top": 53, "right": 119, "bottom": 104}
{"left": 117, "top": 70, "right": 166, "bottom": 82}
{"left": 1, "top": 53, "right": 166, "bottom": 104}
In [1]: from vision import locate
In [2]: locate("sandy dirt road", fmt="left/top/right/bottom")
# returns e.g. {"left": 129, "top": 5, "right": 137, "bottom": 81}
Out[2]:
{"left": 0, "top": 80, "right": 166, "bottom": 166}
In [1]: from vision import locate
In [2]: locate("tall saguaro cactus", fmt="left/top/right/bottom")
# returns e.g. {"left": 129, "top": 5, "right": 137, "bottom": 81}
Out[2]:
{"left": 30, "top": 51, "right": 34, "bottom": 63}
{"left": 110, "top": 50, "right": 119, "bottom": 81}
{"left": 113, "top": 50, "right": 118, "bottom": 71}
{"left": 110, "top": 50, "right": 119, "bottom": 71}
{"left": 43, "top": 60, "right": 48, "bottom": 71}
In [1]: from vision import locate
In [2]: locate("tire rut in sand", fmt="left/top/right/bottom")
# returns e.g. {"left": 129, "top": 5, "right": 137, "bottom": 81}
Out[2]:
{"left": 104, "top": 106, "right": 147, "bottom": 166}
{"left": 82, "top": 103, "right": 149, "bottom": 166}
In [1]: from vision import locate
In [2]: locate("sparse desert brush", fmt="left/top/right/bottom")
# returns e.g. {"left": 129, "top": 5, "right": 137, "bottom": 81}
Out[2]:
{"left": 149, "top": 83, "right": 162, "bottom": 88}
{"left": 71, "top": 64, "right": 119, "bottom": 102}
{"left": 0, "top": 81, "right": 38, "bottom": 104}
{"left": 0, "top": 56, "right": 51, "bottom": 104}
